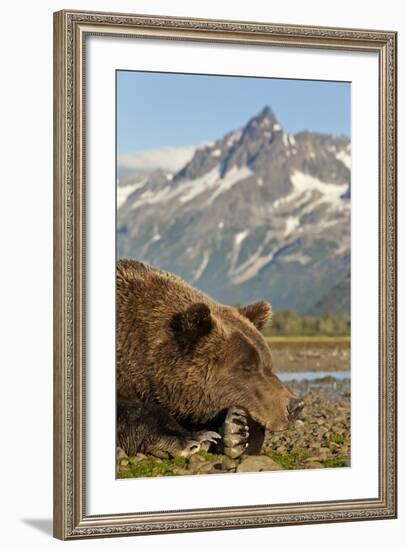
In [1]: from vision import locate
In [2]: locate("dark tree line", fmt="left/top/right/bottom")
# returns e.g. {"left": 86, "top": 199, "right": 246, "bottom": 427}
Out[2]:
{"left": 262, "top": 309, "right": 350, "bottom": 337}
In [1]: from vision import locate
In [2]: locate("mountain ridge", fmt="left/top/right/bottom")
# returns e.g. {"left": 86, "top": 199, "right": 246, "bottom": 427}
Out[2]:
{"left": 117, "top": 106, "right": 350, "bottom": 314}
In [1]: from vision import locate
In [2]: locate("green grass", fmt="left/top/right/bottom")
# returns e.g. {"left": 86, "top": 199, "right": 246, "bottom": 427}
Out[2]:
{"left": 329, "top": 433, "right": 344, "bottom": 444}
{"left": 195, "top": 450, "right": 228, "bottom": 462}
{"left": 266, "top": 447, "right": 348, "bottom": 470}
{"left": 117, "top": 450, "right": 228, "bottom": 479}
{"left": 266, "top": 447, "right": 311, "bottom": 469}
{"left": 117, "top": 455, "right": 189, "bottom": 478}
{"left": 321, "top": 433, "right": 346, "bottom": 448}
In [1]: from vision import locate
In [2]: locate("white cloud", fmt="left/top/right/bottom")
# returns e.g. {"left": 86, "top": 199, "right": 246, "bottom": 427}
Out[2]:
{"left": 117, "top": 145, "right": 197, "bottom": 173}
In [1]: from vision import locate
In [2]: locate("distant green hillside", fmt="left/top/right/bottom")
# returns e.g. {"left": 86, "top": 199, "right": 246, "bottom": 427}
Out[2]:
{"left": 263, "top": 309, "right": 350, "bottom": 337}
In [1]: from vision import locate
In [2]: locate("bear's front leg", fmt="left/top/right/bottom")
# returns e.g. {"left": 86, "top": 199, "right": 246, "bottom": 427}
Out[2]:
{"left": 117, "top": 399, "right": 220, "bottom": 458}
{"left": 218, "top": 407, "right": 250, "bottom": 458}
{"left": 218, "top": 407, "right": 265, "bottom": 458}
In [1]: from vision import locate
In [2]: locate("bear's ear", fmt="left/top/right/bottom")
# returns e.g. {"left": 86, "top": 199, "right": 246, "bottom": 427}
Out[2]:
{"left": 169, "top": 303, "right": 213, "bottom": 352}
{"left": 238, "top": 301, "right": 272, "bottom": 330}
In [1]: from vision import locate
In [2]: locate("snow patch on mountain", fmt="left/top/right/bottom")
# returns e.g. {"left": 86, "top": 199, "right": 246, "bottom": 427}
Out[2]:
{"left": 226, "top": 129, "right": 242, "bottom": 147}
{"left": 142, "top": 164, "right": 252, "bottom": 207}
{"left": 206, "top": 165, "right": 253, "bottom": 205}
{"left": 284, "top": 216, "right": 300, "bottom": 236}
{"left": 130, "top": 186, "right": 169, "bottom": 210}
{"left": 130, "top": 166, "right": 221, "bottom": 209}
{"left": 290, "top": 171, "right": 348, "bottom": 208}
{"left": 282, "top": 252, "right": 311, "bottom": 265}
{"left": 231, "top": 247, "right": 274, "bottom": 285}
{"left": 178, "top": 167, "right": 221, "bottom": 203}
{"left": 336, "top": 149, "right": 351, "bottom": 170}
{"left": 117, "top": 178, "right": 147, "bottom": 208}
{"left": 192, "top": 250, "right": 210, "bottom": 281}
{"left": 229, "top": 231, "right": 249, "bottom": 273}
{"left": 235, "top": 230, "right": 249, "bottom": 246}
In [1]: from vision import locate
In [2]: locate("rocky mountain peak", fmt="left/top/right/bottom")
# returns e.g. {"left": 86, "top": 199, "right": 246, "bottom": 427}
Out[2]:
{"left": 117, "top": 106, "right": 351, "bottom": 315}
{"left": 246, "top": 105, "right": 280, "bottom": 130}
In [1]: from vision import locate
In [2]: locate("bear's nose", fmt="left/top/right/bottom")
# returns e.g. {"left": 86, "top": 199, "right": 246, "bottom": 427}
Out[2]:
{"left": 287, "top": 397, "right": 304, "bottom": 420}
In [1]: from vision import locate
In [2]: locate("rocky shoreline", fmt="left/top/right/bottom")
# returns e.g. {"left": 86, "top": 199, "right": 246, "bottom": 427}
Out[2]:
{"left": 117, "top": 376, "right": 350, "bottom": 478}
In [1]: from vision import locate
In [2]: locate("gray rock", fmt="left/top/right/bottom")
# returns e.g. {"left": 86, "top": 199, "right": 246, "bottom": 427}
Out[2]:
{"left": 196, "top": 461, "right": 215, "bottom": 474}
{"left": 317, "top": 447, "right": 331, "bottom": 457}
{"left": 219, "top": 457, "right": 237, "bottom": 471}
{"left": 128, "top": 455, "right": 147, "bottom": 465}
{"left": 304, "top": 461, "right": 323, "bottom": 469}
{"left": 172, "top": 467, "right": 190, "bottom": 476}
{"left": 333, "top": 425, "right": 345, "bottom": 434}
{"left": 305, "top": 456, "right": 323, "bottom": 463}
{"left": 188, "top": 454, "right": 206, "bottom": 466}
{"left": 117, "top": 447, "right": 128, "bottom": 460}
{"left": 153, "top": 450, "right": 170, "bottom": 459}
{"left": 135, "top": 453, "right": 147, "bottom": 460}
{"left": 237, "top": 455, "right": 283, "bottom": 473}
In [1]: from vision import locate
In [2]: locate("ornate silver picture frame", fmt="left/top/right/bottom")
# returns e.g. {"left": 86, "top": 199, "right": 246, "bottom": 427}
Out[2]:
{"left": 53, "top": 9, "right": 397, "bottom": 540}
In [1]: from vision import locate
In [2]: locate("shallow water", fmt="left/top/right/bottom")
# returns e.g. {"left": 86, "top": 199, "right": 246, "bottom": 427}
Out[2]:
{"left": 278, "top": 370, "right": 350, "bottom": 382}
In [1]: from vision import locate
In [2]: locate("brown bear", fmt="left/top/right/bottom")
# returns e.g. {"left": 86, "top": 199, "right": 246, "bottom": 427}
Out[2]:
{"left": 117, "top": 259, "right": 303, "bottom": 459}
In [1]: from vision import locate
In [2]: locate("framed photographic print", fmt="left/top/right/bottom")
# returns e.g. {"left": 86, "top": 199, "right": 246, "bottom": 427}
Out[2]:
{"left": 53, "top": 9, "right": 397, "bottom": 540}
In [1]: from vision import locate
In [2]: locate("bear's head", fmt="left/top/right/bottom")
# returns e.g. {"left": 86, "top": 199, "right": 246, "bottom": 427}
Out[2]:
{"left": 169, "top": 300, "right": 303, "bottom": 432}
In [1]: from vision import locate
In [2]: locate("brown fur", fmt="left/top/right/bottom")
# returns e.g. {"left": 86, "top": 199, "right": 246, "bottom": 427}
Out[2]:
{"left": 117, "top": 259, "right": 295, "bottom": 434}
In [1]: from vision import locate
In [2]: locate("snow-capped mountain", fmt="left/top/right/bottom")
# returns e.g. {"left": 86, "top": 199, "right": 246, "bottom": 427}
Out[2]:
{"left": 117, "top": 106, "right": 350, "bottom": 314}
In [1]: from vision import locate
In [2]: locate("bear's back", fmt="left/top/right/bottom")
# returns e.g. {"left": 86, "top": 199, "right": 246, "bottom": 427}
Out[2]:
{"left": 117, "top": 259, "right": 211, "bottom": 316}
{"left": 116, "top": 259, "right": 217, "bottom": 400}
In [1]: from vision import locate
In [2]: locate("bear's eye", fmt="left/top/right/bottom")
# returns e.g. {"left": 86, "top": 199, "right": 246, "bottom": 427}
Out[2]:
{"left": 243, "top": 365, "right": 252, "bottom": 375}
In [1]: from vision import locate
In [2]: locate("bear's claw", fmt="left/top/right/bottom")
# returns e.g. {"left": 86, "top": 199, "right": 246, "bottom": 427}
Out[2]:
{"left": 174, "top": 431, "right": 221, "bottom": 457}
{"left": 221, "top": 407, "right": 250, "bottom": 459}
{"left": 176, "top": 439, "right": 202, "bottom": 457}
{"left": 196, "top": 430, "right": 222, "bottom": 445}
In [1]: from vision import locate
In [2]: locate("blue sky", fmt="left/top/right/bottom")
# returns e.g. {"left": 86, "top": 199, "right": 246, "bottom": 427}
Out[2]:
{"left": 117, "top": 70, "right": 350, "bottom": 172}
